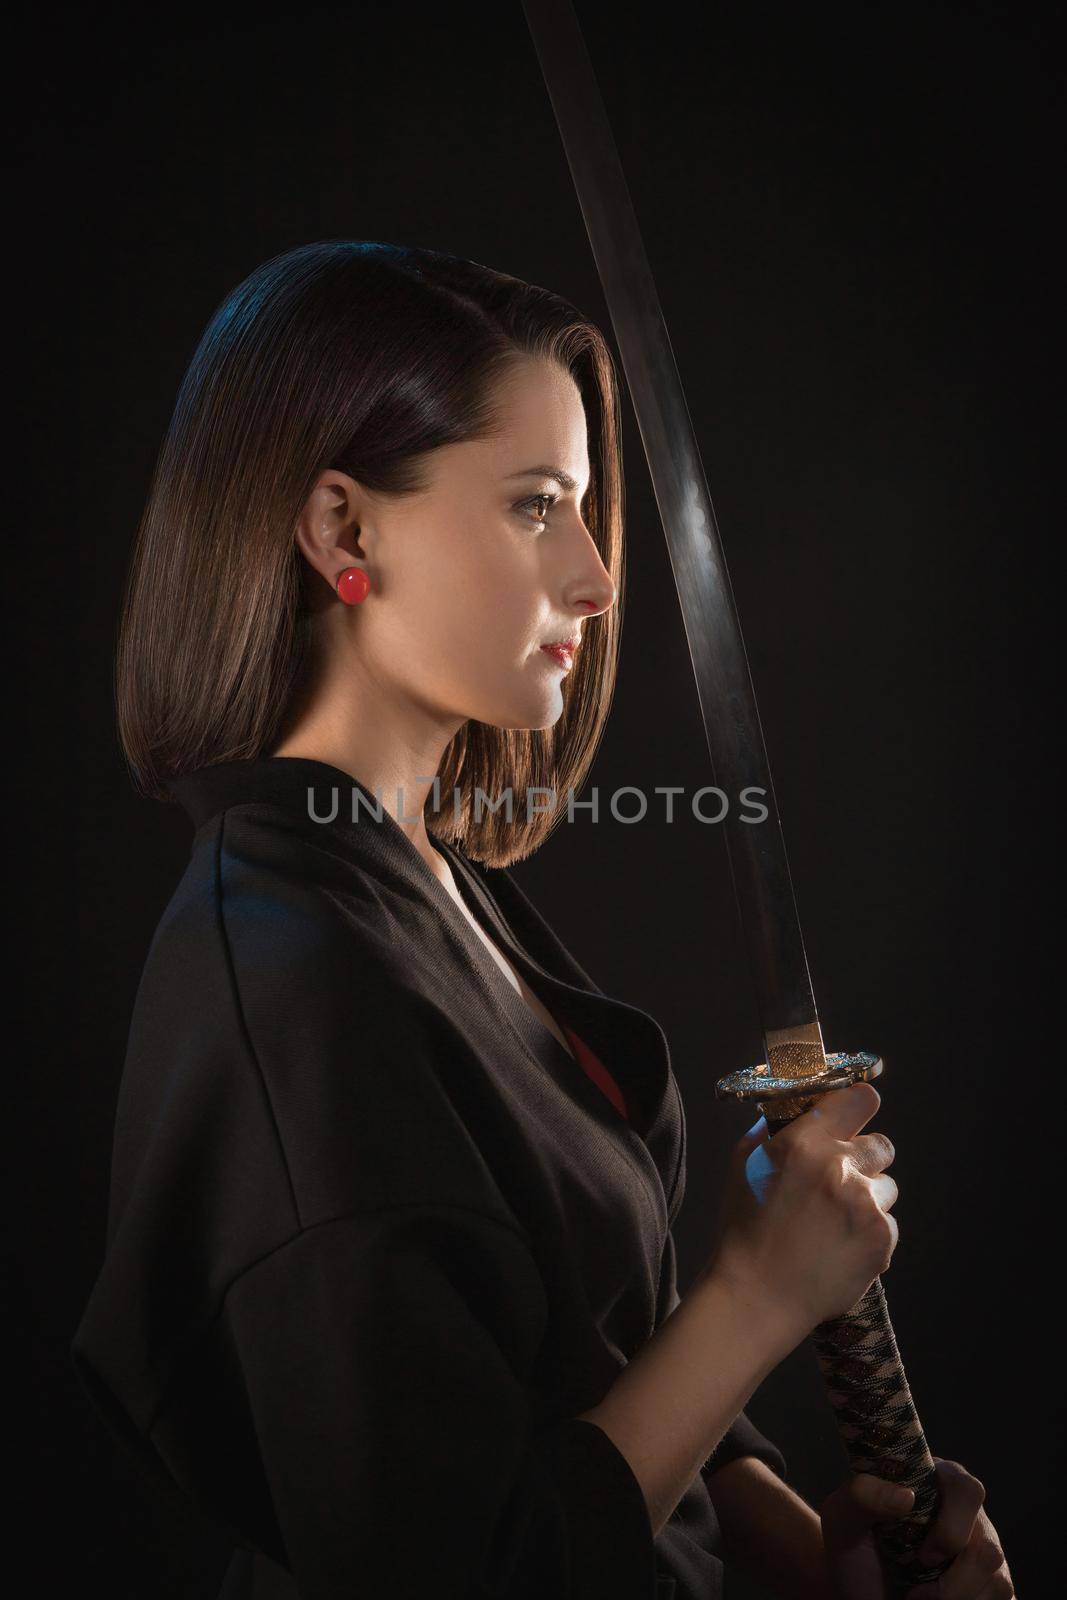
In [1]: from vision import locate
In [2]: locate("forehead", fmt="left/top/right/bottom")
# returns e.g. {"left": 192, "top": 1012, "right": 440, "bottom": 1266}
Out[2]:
{"left": 493, "top": 356, "right": 587, "bottom": 445}
{"left": 422, "top": 357, "right": 591, "bottom": 490}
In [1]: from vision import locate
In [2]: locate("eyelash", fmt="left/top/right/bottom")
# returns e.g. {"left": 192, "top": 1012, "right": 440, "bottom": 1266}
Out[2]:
{"left": 517, "top": 491, "right": 559, "bottom": 528}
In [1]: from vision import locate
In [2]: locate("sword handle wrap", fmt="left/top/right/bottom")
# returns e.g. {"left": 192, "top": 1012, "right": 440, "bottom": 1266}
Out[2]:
{"left": 756, "top": 1083, "right": 951, "bottom": 1591}
{"left": 811, "top": 1276, "right": 952, "bottom": 1589}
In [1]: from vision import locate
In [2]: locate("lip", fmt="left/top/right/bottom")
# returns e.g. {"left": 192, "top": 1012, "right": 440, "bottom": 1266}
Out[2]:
{"left": 540, "top": 642, "right": 577, "bottom": 670}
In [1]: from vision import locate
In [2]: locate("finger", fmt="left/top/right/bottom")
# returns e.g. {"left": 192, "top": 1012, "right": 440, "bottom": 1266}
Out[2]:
{"left": 923, "top": 1520, "right": 1009, "bottom": 1600}
{"left": 849, "top": 1129, "right": 896, "bottom": 1176}
{"left": 810, "top": 1080, "right": 882, "bottom": 1139}
{"left": 973, "top": 1566, "right": 1015, "bottom": 1600}
{"left": 869, "top": 1172, "right": 900, "bottom": 1212}
{"left": 734, "top": 1114, "right": 770, "bottom": 1162}
{"left": 915, "top": 1461, "right": 987, "bottom": 1568}
{"left": 822, "top": 1472, "right": 915, "bottom": 1546}
{"left": 744, "top": 1113, "right": 770, "bottom": 1147}
{"left": 903, "top": 1582, "right": 1014, "bottom": 1600}
{"left": 903, "top": 1579, "right": 1013, "bottom": 1600}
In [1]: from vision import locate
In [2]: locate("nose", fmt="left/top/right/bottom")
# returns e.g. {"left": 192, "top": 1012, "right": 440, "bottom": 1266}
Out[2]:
{"left": 561, "top": 517, "right": 617, "bottom": 620}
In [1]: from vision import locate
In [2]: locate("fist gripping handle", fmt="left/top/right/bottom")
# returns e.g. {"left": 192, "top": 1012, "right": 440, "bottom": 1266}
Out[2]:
{"left": 716, "top": 1052, "right": 952, "bottom": 1591}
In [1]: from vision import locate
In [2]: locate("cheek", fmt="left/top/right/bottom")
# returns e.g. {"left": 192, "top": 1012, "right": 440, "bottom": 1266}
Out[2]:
{"left": 413, "top": 530, "right": 538, "bottom": 639}
{"left": 381, "top": 525, "right": 539, "bottom": 677}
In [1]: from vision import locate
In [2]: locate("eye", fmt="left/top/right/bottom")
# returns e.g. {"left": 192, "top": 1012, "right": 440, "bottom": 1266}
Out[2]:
{"left": 517, "top": 491, "right": 559, "bottom": 528}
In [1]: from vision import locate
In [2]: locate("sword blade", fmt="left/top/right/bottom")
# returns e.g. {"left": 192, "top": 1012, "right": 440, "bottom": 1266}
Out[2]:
{"left": 521, "top": 0, "right": 823, "bottom": 1068}
{"left": 516, "top": 30, "right": 962, "bottom": 1584}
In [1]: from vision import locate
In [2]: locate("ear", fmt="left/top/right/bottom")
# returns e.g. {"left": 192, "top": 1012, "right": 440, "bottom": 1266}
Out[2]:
{"left": 294, "top": 470, "right": 368, "bottom": 593}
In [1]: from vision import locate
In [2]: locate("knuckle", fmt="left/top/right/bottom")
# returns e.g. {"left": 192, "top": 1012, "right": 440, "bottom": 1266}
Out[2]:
{"left": 855, "top": 1130, "right": 894, "bottom": 1169}
{"left": 878, "top": 1215, "right": 897, "bottom": 1269}
{"left": 845, "top": 1081, "right": 880, "bottom": 1120}
{"left": 825, "top": 1158, "right": 851, "bottom": 1196}
{"left": 876, "top": 1132, "right": 896, "bottom": 1167}
{"left": 981, "top": 1542, "right": 1006, "bottom": 1574}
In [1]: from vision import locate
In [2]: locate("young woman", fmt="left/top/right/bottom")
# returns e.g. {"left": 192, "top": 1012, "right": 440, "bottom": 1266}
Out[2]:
{"left": 72, "top": 241, "right": 1009, "bottom": 1600}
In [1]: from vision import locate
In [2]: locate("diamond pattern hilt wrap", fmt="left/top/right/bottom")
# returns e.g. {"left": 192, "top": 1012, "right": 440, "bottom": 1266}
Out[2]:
{"left": 715, "top": 1049, "right": 952, "bottom": 1590}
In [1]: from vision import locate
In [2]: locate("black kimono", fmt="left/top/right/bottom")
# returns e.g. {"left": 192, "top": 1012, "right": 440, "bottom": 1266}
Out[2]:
{"left": 71, "top": 756, "right": 788, "bottom": 1599}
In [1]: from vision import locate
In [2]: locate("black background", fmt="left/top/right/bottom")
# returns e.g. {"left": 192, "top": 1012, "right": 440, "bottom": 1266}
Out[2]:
{"left": 12, "top": 1, "right": 1058, "bottom": 1593}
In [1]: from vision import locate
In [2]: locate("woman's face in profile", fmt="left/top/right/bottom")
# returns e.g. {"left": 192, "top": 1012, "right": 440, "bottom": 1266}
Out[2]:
{"left": 309, "top": 355, "right": 617, "bottom": 735}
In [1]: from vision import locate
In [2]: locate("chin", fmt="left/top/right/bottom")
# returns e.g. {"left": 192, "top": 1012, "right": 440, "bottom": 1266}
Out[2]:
{"left": 526, "top": 684, "right": 568, "bottom": 730}
{"left": 480, "top": 689, "right": 564, "bottom": 733}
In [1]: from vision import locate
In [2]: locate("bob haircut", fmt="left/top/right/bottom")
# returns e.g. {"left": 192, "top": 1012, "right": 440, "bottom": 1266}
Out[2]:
{"left": 116, "top": 239, "right": 626, "bottom": 867}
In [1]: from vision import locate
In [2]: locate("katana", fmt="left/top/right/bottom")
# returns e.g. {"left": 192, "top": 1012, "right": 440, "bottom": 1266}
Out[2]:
{"left": 520, "top": 0, "right": 950, "bottom": 1587}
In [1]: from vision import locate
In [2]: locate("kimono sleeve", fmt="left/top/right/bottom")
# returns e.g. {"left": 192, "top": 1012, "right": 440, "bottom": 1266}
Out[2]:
{"left": 223, "top": 1202, "right": 660, "bottom": 1600}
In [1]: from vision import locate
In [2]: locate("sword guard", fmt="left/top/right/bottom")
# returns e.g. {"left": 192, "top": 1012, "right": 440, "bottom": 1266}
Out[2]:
{"left": 715, "top": 1050, "right": 883, "bottom": 1102}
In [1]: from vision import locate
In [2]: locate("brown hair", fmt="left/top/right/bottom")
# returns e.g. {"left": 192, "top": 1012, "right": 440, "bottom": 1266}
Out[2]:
{"left": 116, "top": 239, "right": 626, "bottom": 866}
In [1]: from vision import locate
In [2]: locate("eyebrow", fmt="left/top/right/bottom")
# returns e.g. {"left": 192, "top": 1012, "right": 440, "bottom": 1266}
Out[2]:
{"left": 506, "top": 465, "right": 583, "bottom": 493}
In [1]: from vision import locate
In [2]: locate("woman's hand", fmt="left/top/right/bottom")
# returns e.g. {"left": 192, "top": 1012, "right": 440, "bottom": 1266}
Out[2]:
{"left": 819, "top": 1458, "right": 1015, "bottom": 1599}
{"left": 707, "top": 1081, "right": 900, "bottom": 1333}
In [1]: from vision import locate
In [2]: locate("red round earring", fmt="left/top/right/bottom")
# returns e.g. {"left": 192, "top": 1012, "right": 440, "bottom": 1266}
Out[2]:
{"left": 337, "top": 567, "right": 371, "bottom": 605}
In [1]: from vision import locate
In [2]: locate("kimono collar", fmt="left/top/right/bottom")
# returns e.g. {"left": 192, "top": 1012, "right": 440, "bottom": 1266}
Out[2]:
{"left": 166, "top": 755, "right": 391, "bottom": 835}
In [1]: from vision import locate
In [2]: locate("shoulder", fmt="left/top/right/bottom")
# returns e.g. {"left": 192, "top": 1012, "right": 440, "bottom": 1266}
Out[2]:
{"left": 147, "top": 803, "right": 523, "bottom": 1232}
{"left": 157, "top": 800, "right": 401, "bottom": 986}
{"left": 153, "top": 801, "right": 454, "bottom": 1073}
